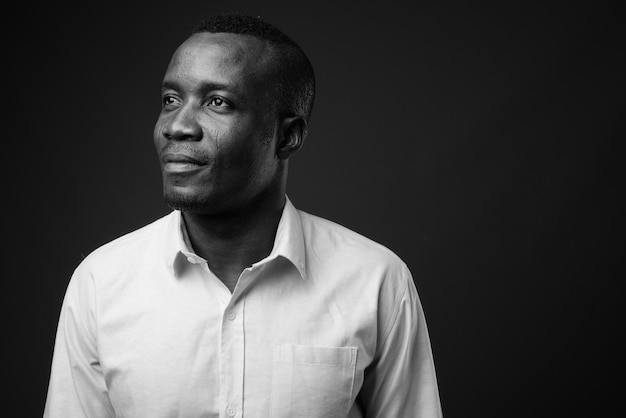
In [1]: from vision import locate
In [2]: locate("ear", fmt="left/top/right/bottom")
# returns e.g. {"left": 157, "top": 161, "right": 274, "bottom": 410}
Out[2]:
{"left": 276, "top": 116, "right": 307, "bottom": 160}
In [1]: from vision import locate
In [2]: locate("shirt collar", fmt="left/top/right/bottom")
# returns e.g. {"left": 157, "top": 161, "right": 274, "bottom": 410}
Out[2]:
{"left": 164, "top": 196, "right": 306, "bottom": 280}
{"left": 263, "top": 197, "right": 307, "bottom": 280}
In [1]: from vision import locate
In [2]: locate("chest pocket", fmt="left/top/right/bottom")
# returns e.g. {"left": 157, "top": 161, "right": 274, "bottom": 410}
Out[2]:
{"left": 269, "top": 344, "right": 357, "bottom": 418}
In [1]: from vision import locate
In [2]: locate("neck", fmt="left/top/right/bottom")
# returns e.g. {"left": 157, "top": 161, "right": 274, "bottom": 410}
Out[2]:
{"left": 181, "top": 193, "right": 286, "bottom": 292}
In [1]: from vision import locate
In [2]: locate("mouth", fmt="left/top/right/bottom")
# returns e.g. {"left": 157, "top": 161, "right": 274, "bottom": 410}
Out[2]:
{"left": 161, "top": 153, "right": 208, "bottom": 173}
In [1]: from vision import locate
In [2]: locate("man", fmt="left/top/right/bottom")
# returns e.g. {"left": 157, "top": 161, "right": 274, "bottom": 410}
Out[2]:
{"left": 44, "top": 13, "right": 442, "bottom": 418}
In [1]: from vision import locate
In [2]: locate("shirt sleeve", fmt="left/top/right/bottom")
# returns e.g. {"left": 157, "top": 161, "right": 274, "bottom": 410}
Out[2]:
{"left": 44, "top": 266, "right": 115, "bottom": 418}
{"left": 358, "top": 266, "right": 443, "bottom": 417}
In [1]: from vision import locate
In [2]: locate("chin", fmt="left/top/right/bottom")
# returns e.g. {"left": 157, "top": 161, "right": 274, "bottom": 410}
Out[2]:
{"left": 163, "top": 188, "right": 212, "bottom": 212}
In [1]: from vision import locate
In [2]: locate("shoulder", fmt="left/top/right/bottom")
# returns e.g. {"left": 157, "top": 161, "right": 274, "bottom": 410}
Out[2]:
{"left": 296, "top": 209, "right": 418, "bottom": 341}
{"left": 298, "top": 209, "right": 411, "bottom": 282}
{"left": 298, "top": 209, "right": 405, "bottom": 264}
{"left": 74, "top": 212, "right": 175, "bottom": 278}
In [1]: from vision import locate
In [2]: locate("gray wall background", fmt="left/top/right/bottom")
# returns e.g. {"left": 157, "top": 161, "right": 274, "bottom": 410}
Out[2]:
{"left": 8, "top": 1, "right": 623, "bottom": 416}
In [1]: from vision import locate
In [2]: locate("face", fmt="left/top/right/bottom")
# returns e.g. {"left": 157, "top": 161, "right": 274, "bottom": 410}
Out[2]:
{"left": 154, "top": 33, "right": 282, "bottom": 215}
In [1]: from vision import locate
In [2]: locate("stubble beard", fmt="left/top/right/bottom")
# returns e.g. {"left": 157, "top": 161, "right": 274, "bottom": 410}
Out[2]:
{"left": 163, "top": 187, "right": 212, "bottom": 213}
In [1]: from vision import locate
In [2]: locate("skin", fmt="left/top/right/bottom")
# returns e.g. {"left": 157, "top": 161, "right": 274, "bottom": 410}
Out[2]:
{"left": 153, "top": 32, "right": 307, "bottom": 292}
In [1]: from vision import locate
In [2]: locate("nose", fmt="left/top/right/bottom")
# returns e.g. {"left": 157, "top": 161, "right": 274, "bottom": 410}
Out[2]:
{"left": 161, "top": 105, "right": 202, "bottom": 141}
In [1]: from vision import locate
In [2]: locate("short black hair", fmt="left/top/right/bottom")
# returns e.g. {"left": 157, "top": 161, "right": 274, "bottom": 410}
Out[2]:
{"left": 192, "top": 13, "right": 315, "bottom": 123}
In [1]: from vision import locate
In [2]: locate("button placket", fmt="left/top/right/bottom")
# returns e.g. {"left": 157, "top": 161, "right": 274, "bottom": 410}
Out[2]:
{"left": 220, "top": 293, "right": 246, "bottom": 418}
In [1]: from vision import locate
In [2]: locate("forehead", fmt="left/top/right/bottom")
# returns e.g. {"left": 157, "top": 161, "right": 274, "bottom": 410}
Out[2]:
{"left": 165, "top": 33, "right": 273, "bottom": 87}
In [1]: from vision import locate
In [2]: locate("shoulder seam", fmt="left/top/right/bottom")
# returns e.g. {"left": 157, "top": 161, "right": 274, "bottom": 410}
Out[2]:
{"left": 375, "top": 267, "right": 411, "bottom": 355}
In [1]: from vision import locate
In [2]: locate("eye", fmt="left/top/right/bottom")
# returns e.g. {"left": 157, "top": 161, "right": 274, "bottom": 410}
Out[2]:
{"left": 207, "top": 96, "right": 231, "bottom": 109}
{"left": 162, "top": 95, "right": 182, "bottom": 107}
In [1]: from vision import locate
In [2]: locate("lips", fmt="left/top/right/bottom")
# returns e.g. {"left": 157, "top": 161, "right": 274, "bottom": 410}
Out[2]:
{"left": 161, "top": 153, "right": 208, "bottom": 173}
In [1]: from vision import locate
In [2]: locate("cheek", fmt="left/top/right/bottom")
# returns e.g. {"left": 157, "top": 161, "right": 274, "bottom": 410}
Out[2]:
{"left": 220, "top": 136, "right": 270, "bottom": 171}
{"left": 208, "top": 125, "right": 222, "bottom": 150}
{"left": 153, "top": 118, "right": 166, "bottom": 147}
{"left": 213, "top": 125, "right": 249, "bottom": 164}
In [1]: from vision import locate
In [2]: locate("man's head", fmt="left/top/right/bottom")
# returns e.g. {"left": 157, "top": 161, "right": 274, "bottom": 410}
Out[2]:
{"left": 153, "top": 14, "right": 315, "bottom": 215}
{"left": 192, "top": 14, "right": 315, "bottom": 124}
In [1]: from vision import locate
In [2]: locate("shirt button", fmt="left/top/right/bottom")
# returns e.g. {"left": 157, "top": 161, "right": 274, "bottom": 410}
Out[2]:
{"left": 226, "top": 406, "right": 236, "bottom": 416}
{"left": 227, "top": 312, "right": 236, "bottom": 321}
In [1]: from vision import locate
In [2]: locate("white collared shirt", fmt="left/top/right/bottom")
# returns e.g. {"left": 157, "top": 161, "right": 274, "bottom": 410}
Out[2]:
{"left": 44, "top": 198, "right": 442, "bottom": 417}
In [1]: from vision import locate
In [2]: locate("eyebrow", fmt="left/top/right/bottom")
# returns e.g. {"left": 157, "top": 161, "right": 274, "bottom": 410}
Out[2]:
{"left": 161, "top": 80, "right": 232, "bottom": 93}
